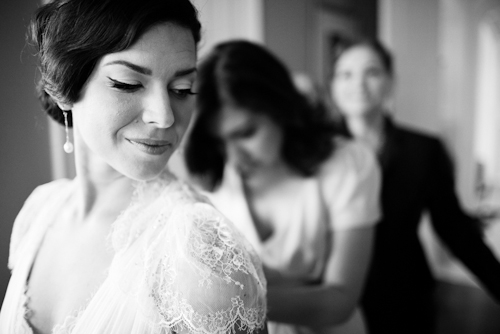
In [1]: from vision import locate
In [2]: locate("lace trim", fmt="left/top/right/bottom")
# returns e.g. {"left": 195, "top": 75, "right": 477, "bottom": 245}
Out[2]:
{"left": 15, "top": 285, "right": 34, "bottom": 334}
{"left": 50, "top": 280, "right": 105, "bottom": 334}
{"left": 154, "top": 293, "right": 266, "bottom": 334}
{"left": 110, "top": 169, "right": 207, "bottom": 252}
{"left": 187, "top": 214, "right": 249, "bottom": 289}
{"left": 148, "top": 204, "right": 266, "bottom": 333}
{"left": 151, "top": 253, "right": 266, "bottom": 334}
{"left": 22, "top": 282, "right": 100, "bottom": 334}
{"left": 52, "top": 309, "right": 83, "bottom": 334}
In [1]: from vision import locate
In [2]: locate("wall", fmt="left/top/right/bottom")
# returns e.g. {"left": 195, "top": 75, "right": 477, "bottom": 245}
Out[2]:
{"left": 192, "top": 0, "right": 264, "bottom": 58}
{"left": 0, "top": 0, "right": 53, "bottom": 305}
{"left": 378, "top": 0, "right": 441, "bottom": 132}
{"left": 263, "top": 0, "right": 314, "bottom": 75}
{"left": 263, "top": 0, "right": 378, "bottom": 84}
{"left": 438, "top": 0, "right": 500, "bottom": 285}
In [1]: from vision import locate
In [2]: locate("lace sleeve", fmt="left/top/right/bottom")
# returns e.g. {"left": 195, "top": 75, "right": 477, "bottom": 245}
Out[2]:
{"left": 146, "top": 202, "right": 267, "bottom": 334}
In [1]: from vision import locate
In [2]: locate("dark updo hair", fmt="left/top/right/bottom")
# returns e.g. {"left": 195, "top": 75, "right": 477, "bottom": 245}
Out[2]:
{"left": 28, "top": 0, "right": 201, "bottom": 127}
{"left": 185, "top": 40, "right": 337, "bottom": 189}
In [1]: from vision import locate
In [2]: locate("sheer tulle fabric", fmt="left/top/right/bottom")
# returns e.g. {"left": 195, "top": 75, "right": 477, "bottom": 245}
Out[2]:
{"left": 0, "top": 170, "right": 267, "bottom": 334}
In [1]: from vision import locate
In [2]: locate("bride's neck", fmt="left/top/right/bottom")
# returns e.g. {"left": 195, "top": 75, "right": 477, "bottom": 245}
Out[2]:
{"left": 73, "top": 142, "right": 134, "bottom": 222}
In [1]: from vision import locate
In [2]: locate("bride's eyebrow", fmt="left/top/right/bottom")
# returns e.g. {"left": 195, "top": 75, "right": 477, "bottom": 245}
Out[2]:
{"left": 104, "top": 60, "right": 152, "bottom": 75}
{"left": 103, "top": 61, "right": 196, "bottom": 78}
{"left": 173, "top": 67, "right": 197, "bottom": 78}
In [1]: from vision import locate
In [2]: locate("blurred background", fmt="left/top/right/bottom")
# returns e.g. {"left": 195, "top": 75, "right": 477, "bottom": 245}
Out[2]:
{"left": 1, "top": 0, "right": 500, "bottom": 332}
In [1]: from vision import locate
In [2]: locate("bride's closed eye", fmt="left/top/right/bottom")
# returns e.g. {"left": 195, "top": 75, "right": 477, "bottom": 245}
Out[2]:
{"left": 107, "top": 77, "right": 142, "bottom": 92}
{"left": 107, "top": 75, "right": 196, "bottom": 102}
{"left": 170, "top": 88, "right": 196, "bottom": 100}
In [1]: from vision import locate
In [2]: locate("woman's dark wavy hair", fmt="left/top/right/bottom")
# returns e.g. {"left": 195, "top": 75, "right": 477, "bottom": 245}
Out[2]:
{"left": 185, "top": 40, "right": 338, "bottom": 189}
{"left": 28, "top": 0, "right": 201, "bottom": 127}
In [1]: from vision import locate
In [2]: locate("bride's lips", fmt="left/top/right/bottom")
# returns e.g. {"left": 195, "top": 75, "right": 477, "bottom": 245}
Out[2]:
{"left": 126, "top": 138, "right": 172, "bottom": 155}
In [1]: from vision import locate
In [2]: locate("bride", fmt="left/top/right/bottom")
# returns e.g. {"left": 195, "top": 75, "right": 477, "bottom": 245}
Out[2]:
{"left": 0, "top": 0, "right": 267, "bottom": 333}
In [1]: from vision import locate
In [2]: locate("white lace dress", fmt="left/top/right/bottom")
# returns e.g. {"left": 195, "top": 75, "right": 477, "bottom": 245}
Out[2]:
{"left": 0, "top": 170, "right": 267, "bottom": 334}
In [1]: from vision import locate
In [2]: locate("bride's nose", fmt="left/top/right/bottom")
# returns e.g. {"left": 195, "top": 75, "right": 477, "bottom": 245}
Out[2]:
{"left": 142, "top": 88, "right": 175, "bottom": 128}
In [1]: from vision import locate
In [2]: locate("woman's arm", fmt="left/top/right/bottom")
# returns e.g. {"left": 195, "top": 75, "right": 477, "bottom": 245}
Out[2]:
{"left": 267, "top": 226, "right": 374, "bottom": 327}
{"left": 266, "top": 141, "right": 380, "bottom": 327}
{"left": 427, "top": 140, "right": 500, "bottom": 302}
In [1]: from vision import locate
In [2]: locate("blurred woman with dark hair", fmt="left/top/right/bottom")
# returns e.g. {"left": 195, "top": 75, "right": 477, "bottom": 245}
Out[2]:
{"left": 185, "top": 40, "right": 381, "bottom": 334}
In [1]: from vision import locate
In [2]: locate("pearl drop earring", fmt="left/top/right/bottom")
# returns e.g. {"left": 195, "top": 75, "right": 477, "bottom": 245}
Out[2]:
{"left": 62, "top": 111, "right": 74, "bottom": 153}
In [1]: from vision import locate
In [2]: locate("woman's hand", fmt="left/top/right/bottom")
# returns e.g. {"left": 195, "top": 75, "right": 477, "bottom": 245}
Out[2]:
{"left": 266, "top": 226, "right": 375, "bottom": 327}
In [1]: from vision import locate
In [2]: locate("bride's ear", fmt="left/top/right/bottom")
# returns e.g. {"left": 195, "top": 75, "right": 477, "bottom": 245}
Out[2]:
{"left": 45, "top": 89, "right": 73, "bottom": 111}
{"left": 56, "top": 101, "right": 73, "bottom": 111}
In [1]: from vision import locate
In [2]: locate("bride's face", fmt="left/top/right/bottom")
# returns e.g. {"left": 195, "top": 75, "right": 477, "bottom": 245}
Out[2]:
{"left": 68, "top": 23, "right": 197, "bottom": 181}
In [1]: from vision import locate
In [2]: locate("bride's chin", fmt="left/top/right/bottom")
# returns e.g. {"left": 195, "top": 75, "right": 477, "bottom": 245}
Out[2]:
{"left": 115, "top": 154, "right": 174, "bottom": 182}
{"left": 134, "top": 169, "right": 165, "bottom": 182}
{"left": 116, "top": 163, "right": 166, "bottom": 182}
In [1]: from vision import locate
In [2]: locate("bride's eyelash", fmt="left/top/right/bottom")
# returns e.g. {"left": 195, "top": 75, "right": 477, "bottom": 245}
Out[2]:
{"left": 108, "top": 77, "right": 142, "bottom": 92}
{"left": 107, "top": 77, "right": 196, "bottom": 99}
{"left": 170, "top": 89, "right": 197, "bottom": 99}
